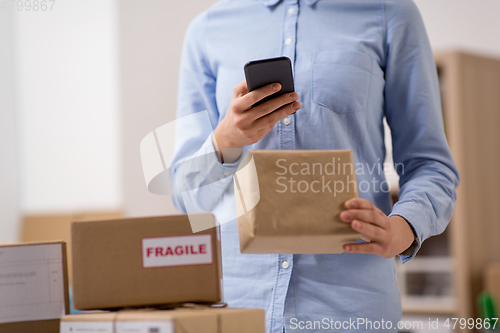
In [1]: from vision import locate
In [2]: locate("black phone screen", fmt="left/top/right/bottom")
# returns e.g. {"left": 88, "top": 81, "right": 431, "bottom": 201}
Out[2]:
{"left": 244, "top": 56, "right": 295, "bottom": 107}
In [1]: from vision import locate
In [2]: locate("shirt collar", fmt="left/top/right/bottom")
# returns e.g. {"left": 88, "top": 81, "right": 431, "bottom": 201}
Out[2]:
{"left": 260, "top": 0, "right": 319, "bottom": 7}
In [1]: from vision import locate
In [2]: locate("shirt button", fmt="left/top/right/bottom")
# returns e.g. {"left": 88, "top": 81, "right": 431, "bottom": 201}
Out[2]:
{"left": 287, "top": 8, "right": 294, "bottom": 14}
{"left": 282, "top": 261, "right": 289, "bottom": 269}
{"left": 285, "top": 38, "right": 292, "bottom": 45}
{"left": 223, "top": 171, "right": 231, "bottom": 176}
{"left": 283, "top": 117, "right": 290, "bottom": 125}
{"left": 219, "top": 177, "right": 226, "bottom": 182}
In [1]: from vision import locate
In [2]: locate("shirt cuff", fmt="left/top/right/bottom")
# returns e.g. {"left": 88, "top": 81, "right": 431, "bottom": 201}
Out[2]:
{"left": 199, "top": 133, "right": 243, "bottom": 180}
{"left": 212, "top": 134, "right": 243, "bottom": 164}
{"left": 389, "top": 199, "right": 430, "bottom": 264}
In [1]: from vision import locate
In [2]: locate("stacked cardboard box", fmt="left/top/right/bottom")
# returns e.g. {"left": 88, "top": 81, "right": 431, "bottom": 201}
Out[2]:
{"left": 60, "top": 307, "right": 265, "bottom": 333}
{"left": 0, "top": 241, "right": 69, "bottom": 333}
{"left": 21, "top": 211, "right": 122, "bottom": 283}
{"left": 71, "top": 213, "right": 222, "bottom": 310}
{"left": 65, "top": 213, "right": 265, "bottom": 333}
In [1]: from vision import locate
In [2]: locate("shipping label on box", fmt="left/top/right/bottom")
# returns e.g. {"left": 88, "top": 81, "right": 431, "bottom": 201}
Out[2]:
{"left": 60, "top": 321, "right": 114, "bottom": 333}
{"left": 116, "top": 321, "right": 174, "bottom": 333}
{"left": 0, "top": 242, "right": 68, "bottom": 325}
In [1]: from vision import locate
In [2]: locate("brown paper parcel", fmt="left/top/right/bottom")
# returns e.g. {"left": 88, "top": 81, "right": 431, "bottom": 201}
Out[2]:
{"left": 234, "top": 150, "right": 361, "bottom": 254}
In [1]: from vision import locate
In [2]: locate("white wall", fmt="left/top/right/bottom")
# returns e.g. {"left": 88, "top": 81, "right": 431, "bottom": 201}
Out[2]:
{"left": 0, "top": 8, "right": 19, "bottom": 242}
{"left": 414, "top": 0, "right": 500, "bottom": 57}
{"left": 13, "top": 0, "right": 120, "bottom": 216}
{"left": 119, "top": 0, "right": 217, "bottom": 217}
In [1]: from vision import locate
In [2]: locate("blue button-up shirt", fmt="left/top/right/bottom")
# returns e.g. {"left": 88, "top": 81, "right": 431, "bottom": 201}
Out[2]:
{"left": 169, "top": 0, "right": 459, "bottom": 332}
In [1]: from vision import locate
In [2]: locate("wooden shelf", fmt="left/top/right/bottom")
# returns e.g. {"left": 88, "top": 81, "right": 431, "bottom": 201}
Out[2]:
{"left": 402, "top": 296, "right": 457, "bottom": 316}
{"left": 397, "top": 257, "right": 454, "bottom": 273}
{"left": 393, "top": 51, "right": 500, "bottom": 332}
{"left": 434, "top": 51, "right": 500, "bottom": 331}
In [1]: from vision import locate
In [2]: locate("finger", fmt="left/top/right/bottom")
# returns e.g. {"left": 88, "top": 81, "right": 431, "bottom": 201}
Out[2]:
{"left": 238, "top": 82, "right": 281, "bottom": 110}
{"left": 340, "top": 209, "right": 378, "bottom": 224}
{"left": 343, "top": 242, "right": 384, "bottom": 256}
{"left": 253, "top": 102, "right": 301, "bottom": 130}
{"left": 249, "top": 92, "right": 298, "bottom": 120}
{"left": 344, "top": 198, "right": 375, "bottom": 210}
{"left": 350, "top": 220, "right": 385, "bottom": 243}
{"left": 233, "top": 80, "right": 249, "bottom": 98}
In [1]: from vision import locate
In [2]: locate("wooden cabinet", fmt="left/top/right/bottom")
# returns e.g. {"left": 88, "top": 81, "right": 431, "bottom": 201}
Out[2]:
{"left": 394, "top": 51, "right": 500, "bottom": 331}
{"left": 436, "top": 51, "right": 500, "bottom": 325}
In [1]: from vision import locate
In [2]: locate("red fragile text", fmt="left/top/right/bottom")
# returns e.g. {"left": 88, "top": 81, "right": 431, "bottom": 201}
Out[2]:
{"left": 146, "top": 244, "right": 207, "bottom": 257}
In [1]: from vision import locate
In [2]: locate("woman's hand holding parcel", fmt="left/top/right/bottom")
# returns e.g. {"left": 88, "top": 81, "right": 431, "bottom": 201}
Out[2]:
{"left": 340, "top": 198, "right": 416, "bottom": 258}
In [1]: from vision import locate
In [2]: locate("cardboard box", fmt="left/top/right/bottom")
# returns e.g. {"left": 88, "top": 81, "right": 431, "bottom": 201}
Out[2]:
{"left": 60, "top": 307, "right": 265, "bottom": 333}
{"left": 21, "top": 211, "right": 122, "bottom": 283}
{"left": 234, "top": 150, "right": 361, "bottom": 254}
{"left": 71, "top": 213, "right": 222, "bottom": 310}
{"left": 485, "top": 262, "right": 500, "bottom": 307}
{"left": 0, "top": 241, "right": 69, "bottom": 333}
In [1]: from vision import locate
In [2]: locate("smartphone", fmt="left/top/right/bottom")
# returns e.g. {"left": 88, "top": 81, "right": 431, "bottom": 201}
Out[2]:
{"left": 244, "top": 56, "right": 295, "bottom": 108}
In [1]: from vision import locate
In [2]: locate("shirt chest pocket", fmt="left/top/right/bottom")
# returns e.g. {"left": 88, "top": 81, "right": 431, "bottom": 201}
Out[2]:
{"left": 311, "top": 51, "right": 373, "bottom": 113}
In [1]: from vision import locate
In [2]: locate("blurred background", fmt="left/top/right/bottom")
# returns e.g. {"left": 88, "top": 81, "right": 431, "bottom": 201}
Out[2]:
{"left": 1, "top": 1, "right": 500, "bottom": 332}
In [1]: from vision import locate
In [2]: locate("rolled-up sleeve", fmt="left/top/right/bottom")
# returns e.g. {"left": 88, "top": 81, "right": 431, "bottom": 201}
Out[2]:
{"left": 383, "top": 0, "right": 460, "bottom": 263}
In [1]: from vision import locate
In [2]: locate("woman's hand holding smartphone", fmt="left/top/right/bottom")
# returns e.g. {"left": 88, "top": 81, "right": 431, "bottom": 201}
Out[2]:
{"left": 213, "top": 80, "right": 300, "bottom": 162}
{"left": 213, "top": 56, "right": 300, "bottom": 162}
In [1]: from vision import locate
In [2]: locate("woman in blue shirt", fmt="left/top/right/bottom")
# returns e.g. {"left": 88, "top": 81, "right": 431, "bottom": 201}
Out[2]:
{"left": 169, "top": 0, "right": 459, "bottom": 332}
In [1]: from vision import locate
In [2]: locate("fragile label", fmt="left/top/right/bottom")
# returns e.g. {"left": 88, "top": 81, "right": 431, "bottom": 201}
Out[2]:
{"left": 142, "top": 234, "right": 213, "bottom": 268}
